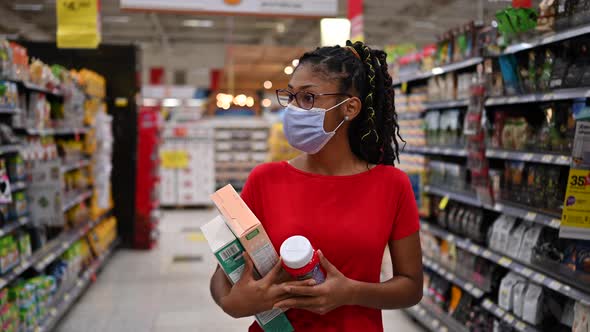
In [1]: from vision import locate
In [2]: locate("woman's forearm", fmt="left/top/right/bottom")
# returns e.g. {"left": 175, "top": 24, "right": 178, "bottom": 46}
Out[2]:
{"left": 348, "top": 275, "right": 423, "bottom": 310}
{"left": 210, "top": 266, "right": 232, "bottom": 309}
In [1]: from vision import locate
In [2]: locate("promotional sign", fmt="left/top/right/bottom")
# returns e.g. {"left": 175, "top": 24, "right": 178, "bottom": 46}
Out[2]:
{"left": 560, "top": 121, "right": 590, "bottom": 240}
{"left": 348, "top": 0, "right": 364, "bottom": 42}
{"left": 160, "top": 150, "right": 189, "bottom": 169}
{"left": 57, "top": 0, "right": 101, "bottom": 49}
{"left": 120, "top": 0, "right": 338, "bottom": 17}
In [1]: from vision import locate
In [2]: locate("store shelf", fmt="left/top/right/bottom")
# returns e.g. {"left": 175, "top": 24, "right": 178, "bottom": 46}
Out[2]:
{"left": 10, "top": 181, "right": 26, "bottom": 192}
{"left": 422, "top": 256, "right": 485, "bottom": 298}
{"left": 24, "top": 127, "right": 89, "bottom": 136}
{"left": 404, "top": 146, "right": 467, "bottom": 157}
{"left": 504, "top": 24, "right": 590, "bottom": 55}
{"left": 485, "top": 87, "right": 590, "bottom": 106}
{"left": 423, "top": 99, "right": 469, "bottom": 110}
{"left": 62, "top": 190, "right": 93, "bottom": 212}
{"left": 61, "top": 159, "right": 91, "bottom": 173}
{"left": 0, "top": 106, "right": 22, "bottom": 114}
{"left": 481, "top": 298, "right": 539, "bottom": 332}
{"left": 0, "top": 212, "right": 106, "bottom": 289}
{"left": 38, "top": 239, "right": 118, "bottom": 332}
{"left": 405, "top": 304, "right": 445, "bottom": 332}
{"left": 0, "top": 216, "right": 29, "bottom": 238}
{"left": 424, "top": 185, "right": 561, "bottom": 229}
{"left": 393, "top": 57, "right": 484, "bottom": 85}
{"left": 424, "top": 185, "right": 482, "bottom": 207}
{"left": 398, "top": 113, "right": 424, "bottom": 120}
{"left": 0, "top": 144, "right": 21, "bottom": 155}
{"left": 22, "top": 81, "right": 63, "bottom": 97}
{"left": 486, "top": 149, "right": 571, "bottom": 166}
{"left": 421, "top": 222, "right": 590, "bottom": 306}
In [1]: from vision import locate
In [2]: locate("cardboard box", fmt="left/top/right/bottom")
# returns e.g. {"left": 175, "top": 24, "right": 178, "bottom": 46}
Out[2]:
{"left": 210, "top": 184, "right": 278, "bottom": 276}
{"left": 201, "top": 216, "right": 293, "bottom": 332}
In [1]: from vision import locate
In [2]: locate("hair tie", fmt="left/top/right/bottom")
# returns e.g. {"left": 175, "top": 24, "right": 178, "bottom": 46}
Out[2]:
{"left": 345, "top": 46, "right": 361, "bottom": 60}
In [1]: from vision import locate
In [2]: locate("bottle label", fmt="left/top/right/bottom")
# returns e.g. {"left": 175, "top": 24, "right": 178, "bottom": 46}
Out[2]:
{"left": 298, "top": 264, "right": 325, "bottom": 284}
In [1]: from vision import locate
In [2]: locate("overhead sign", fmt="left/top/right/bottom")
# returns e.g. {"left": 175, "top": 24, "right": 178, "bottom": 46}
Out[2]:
{"left": 56, "top": 0, "right": 101, "bottom": 49}
{"left": 120, "top": 0, "right": 338, "bottom": 17}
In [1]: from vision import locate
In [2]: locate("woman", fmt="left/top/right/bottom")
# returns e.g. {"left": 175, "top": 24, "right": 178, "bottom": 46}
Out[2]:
{"left": 210, "top": 41, "right": 423, "bottom": 331}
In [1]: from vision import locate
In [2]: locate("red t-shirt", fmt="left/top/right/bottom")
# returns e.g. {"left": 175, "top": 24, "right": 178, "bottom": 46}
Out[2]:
{"left": 241, "top": 161, "right": 420, "bottom": 332}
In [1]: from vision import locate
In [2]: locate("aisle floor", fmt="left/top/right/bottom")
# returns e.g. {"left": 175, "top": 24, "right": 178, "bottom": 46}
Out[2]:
{"left": 57, "top": 209, "right": 425, "bottom": 332}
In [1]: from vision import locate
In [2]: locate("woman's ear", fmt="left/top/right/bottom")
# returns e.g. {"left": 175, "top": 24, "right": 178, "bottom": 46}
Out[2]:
{"left": 344, "top": 97, "right": 362, "bottom": 121}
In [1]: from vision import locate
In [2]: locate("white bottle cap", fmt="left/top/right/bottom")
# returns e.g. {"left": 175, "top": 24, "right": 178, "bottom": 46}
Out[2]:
{"left": 280, "top": 235, "right": 313, "bottom": 269}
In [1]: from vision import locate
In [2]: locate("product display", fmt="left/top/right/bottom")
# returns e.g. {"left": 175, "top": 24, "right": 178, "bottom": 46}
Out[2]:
{"left": 396, "top": 4, "right": 590, "bottom": 332}
{"left": 0, "top": 38, "right": 118, "bottom": 332}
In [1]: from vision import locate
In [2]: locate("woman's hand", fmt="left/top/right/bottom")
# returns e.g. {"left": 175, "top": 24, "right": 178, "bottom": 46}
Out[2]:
{"left": 221, "top": 253, "right": 314, "bottom": 318}
{"left": 273, "top": 250, "right": 356, "bottom": 315}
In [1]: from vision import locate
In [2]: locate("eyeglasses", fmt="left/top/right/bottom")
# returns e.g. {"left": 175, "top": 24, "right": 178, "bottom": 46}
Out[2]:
{"left": 276, "top": 89, "right": 352, "bottom": 110}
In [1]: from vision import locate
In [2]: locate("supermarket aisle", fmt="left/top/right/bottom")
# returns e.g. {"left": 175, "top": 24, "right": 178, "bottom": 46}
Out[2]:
{"left": 57, "top": 210, "right": 424, "bottom": 332}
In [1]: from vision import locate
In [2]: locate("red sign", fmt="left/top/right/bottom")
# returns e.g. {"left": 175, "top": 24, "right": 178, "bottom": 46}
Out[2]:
{"left": 512, "top": 0, "right": 532, "bottom": 8}
{"left": 348, "top": 0, "right": 363, "bottom": 42}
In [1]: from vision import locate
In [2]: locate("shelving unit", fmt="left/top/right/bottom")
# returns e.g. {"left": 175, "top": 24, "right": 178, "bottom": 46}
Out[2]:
{"left": 503, "top": 24, "right": 590, "bottom": 55}
{"left": 404, "top": 146, "right": 467, "bottom": 157}
{"left": 424, "top": 99, "right": 469, "bottom": 110}
{"left": 480, "top": 299, "right": 539, "bottom": 332}
{"left": 38, "top": 239, "right": 119, "bottom": 332}
{"left": 485, "top": 87, "right": 590, "bottom": 106}
{"left": 0, "top": 216, "right": 29, "bottom": 238}
{"left": 424, "top": 184, "right": 562, "bottom": 228}
{"left": 393, "top": 57, "right": 484, "bottom": 85}
{"left": 421, "top": 222, "right": 590, "bottom": 305}
{"left": 422, "top": 256, "right": 486, "bottom": 298}
{"left": 60, "top": 159, "right": 91, "bottom": 173}
{"left": 486, "top": 149, "right": 571, "bottom": 166}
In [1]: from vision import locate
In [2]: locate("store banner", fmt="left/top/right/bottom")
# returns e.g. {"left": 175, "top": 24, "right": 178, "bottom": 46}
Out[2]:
{"left": 560, "top": 121, "right": 590, "bottom": 240}
{"left": 120, "top": 0, "right": 338, "bottom": 17}
{"left": 348, "top": 0, "right": 364, "bottom": 42}
{"left": 56, "top": 0, "right": 101, "bottom": 49}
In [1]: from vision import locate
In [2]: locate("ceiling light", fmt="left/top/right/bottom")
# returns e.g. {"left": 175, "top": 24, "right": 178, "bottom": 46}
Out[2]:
{"left": 491, "top": 20, "right": 499, "bottom": 28}
{"left": 14, "top": 4, "right": 43, "bottom": 11}
{"left": 222, "top": 103, "right": 230, "bottom": 110}
{"left": 276, "top": 23, "right": 286, "bottom": 34}
{"left": 292, "top": 59, "right": 299, "bottom": 67}
{"left": 103, "top": 16, "right": 130, "bottom": 24}
{"left": 262, "top": 98, "right": 272, "bottom": 108}
{"left": 216, "top": 100, "right": 224, "bottom": 108}
{"left": 183, "top": 19, "right": 214, "bottom": 28}
{"left": 246, "top": 97, "right": 254, "bottom": 107}
{"left": 162, "top": 98, "right": 180, "bottom": 107}
{"left": 263, "top": 81, "right": 273, "bottom": 89}
{"left": 284, "top": 66, "right": 294, "bottom": 75}
{"left": 320, "top": 18, "right": 351, "bottom": 47}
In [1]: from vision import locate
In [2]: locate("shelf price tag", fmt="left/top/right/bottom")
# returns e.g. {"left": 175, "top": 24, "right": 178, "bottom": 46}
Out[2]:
{"left": 541, "top": 154, "right": 554, "bottom": 163}
{"left": 505, "top": 314, "right": 515, "bottom": 323}
{"left": 482, "top": 250, "right": 492, "bottom": 258}
{"left": 524, "top": 212, "right": 537, "bottom": 221}
{"left": 533, "top": 273, "right": 546, "bottom": 283}
{"left": 515, "top": 322, "right": 526, "bottom": 331}
{"left": 523, "top": 153, "right": 534, "bottom": 161}
{"left": 498, "top": 257, "right": 512, "bottom": 267}
{"left": 439, "top": 195, "right": 450, "bottom": 210}
{"left": 521, "top": 267, "right": 533, "bottom": 277}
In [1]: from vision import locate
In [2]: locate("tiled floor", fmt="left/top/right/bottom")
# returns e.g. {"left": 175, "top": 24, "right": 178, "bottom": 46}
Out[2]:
{"left": 57, "top": 209, "right": 425, "bottom": 332}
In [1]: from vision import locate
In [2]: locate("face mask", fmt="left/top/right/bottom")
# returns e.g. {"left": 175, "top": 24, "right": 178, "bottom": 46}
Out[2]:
{"left": 283, "top": 98, "right": 349, "bottom": 154}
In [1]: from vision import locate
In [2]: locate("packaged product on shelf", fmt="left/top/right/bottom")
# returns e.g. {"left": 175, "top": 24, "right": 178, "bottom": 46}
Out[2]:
{"left": 513, "top": 280, "right": 529, "bottom": 318}
{"left": 518, "top": 225, "right": 545, "bottom": 263}
{"left": 16, "top": 231, "right": 31, "bottom": 260}
{"left": 563, "top": 241, "right": 590, "bottom": 274}
{"left": 573, "top": 301, "right": 590, "bottom": 332}
{"left": 537, "top": 0, "right": 558, "bottom": 32}
{"left": 499, "top": 272, "right": 524, "bottom": 311}
{"left": 9, "top": 42, "right": 29, "bottom": 82}
{"left": 425, "top": 111, "right": 441, "bottom": 145}
{"left": 9, "top": 191, "right": 28, "bottom": 220}
{"left": 489, "top": 215, "right": 518, "bottom": 253}
{"left": 523, "top": 283, "right": 545, "bottom": 325}
{"left": 507, "top": 223, "right": 528, "bottom": 257}
{"left": 0, "top": 235, "right": 20, "bottom": 273}
{"left": 7, "top": 154, "right": 26, "bottom": 183}
{"left": 563, "top": 39, "right": 590, "bottom": 88}
{"left": 0, "top": 40, "right": 13, "bottom": 78}
{"left": 0, "top": 81, "right": 19, "bottom": 110}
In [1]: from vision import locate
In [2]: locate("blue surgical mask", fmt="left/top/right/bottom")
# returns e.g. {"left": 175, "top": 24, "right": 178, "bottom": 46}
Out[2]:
{"left": 283, "top": 98, "right": 350, "bottom": 154}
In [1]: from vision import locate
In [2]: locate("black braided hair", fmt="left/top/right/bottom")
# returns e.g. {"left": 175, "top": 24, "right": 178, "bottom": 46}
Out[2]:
{"left": 297, "top": 40, "right": 405, "bottom": 165}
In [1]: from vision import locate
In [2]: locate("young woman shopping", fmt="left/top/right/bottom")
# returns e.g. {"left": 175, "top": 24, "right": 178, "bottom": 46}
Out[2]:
{"left": 209, "top": 40, "right": 423, "bottom": 332}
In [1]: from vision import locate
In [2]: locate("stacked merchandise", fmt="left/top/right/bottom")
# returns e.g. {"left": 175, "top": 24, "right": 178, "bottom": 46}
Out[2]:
{"left": 393, "top": 2, "right": 590, "bottom": 331}
{"left": 160, "top": 124, "right": 214, "bottom": 207}
{"left": 0, "top": 39, "right": 117, "bottom": 331}
{"left": 134, "top": 106, "right": 161, "bottom": 249}
{"left": 210, "top": 118, "right": 270, "bottom": 191}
